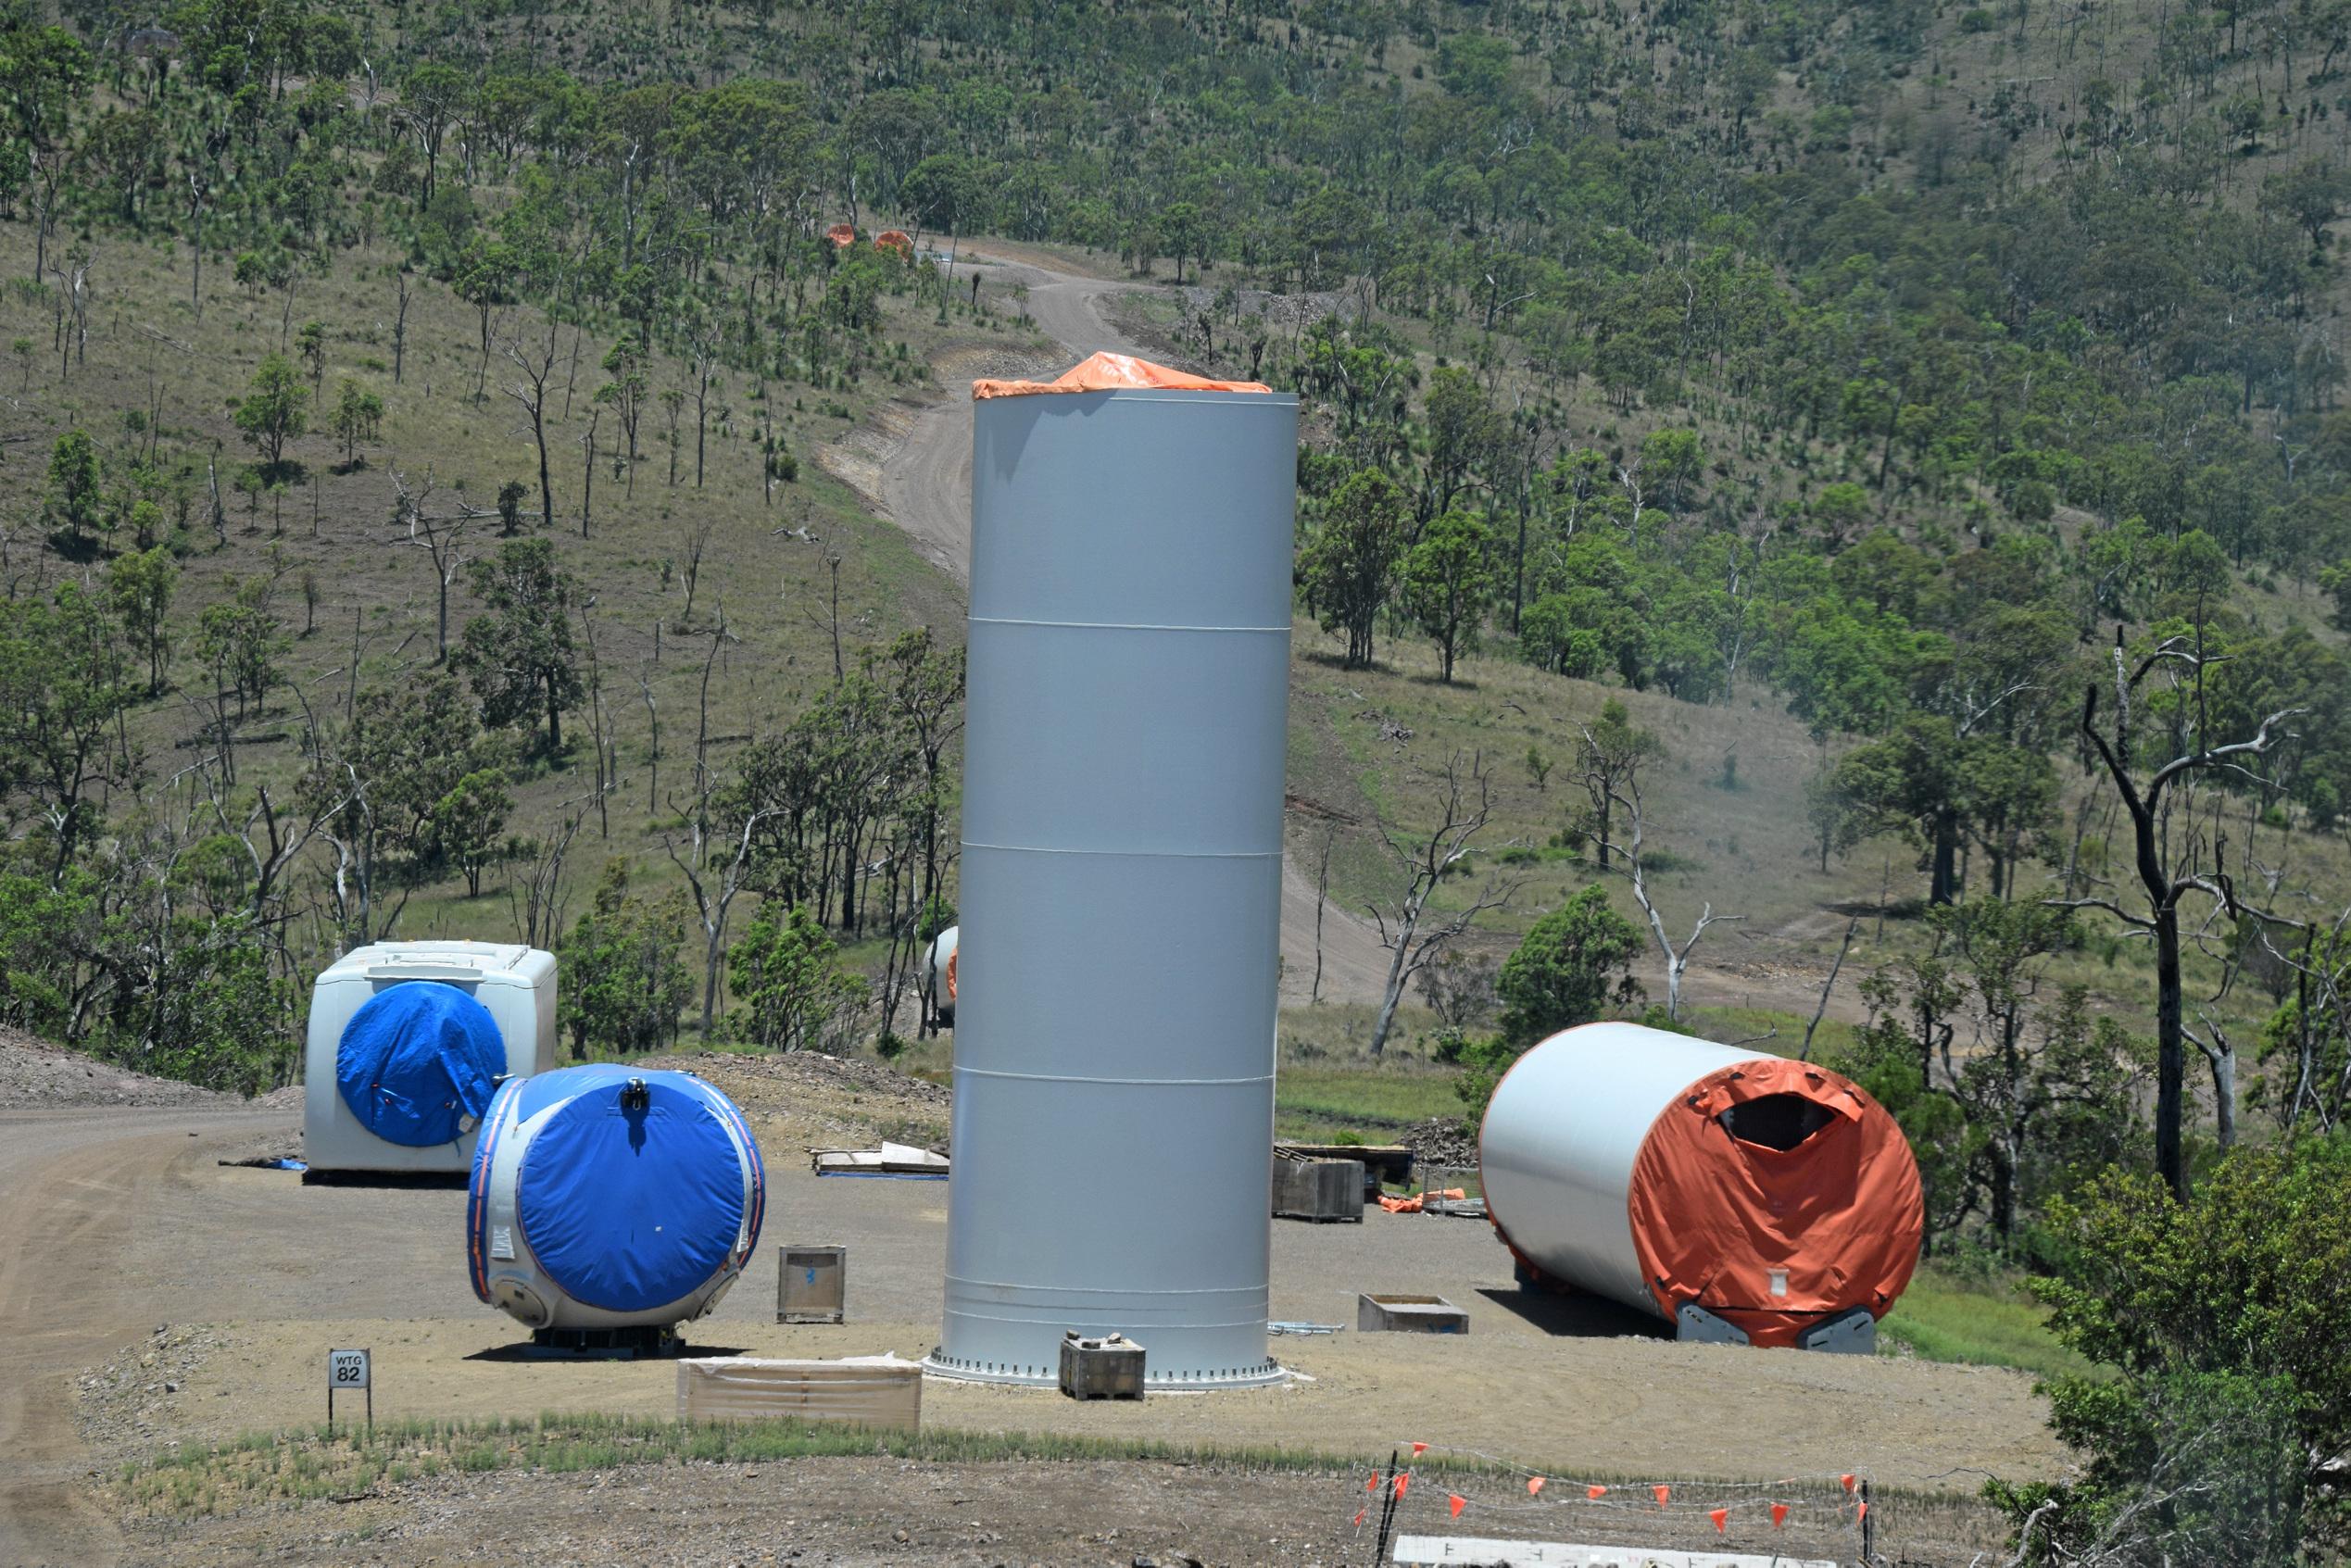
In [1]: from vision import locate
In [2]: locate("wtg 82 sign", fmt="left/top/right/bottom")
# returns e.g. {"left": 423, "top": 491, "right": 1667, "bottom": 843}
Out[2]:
{"left": 327, "top": 1348, "right": 373, "bottom": 1431}
{"left": 328, "top": 1348, "right": 371, "bottom": 1389}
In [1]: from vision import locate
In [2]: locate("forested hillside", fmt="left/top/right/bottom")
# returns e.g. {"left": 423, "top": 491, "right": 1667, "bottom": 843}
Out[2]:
{"left": 6, "top": 0, "right": 2351, "bottom": 1288}
{"left": 9, "top": 0, "right": 2351, "bottom": 1553}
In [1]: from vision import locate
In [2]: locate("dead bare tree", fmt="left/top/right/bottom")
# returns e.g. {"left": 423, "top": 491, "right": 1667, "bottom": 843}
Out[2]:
{"left": 1363, "top": 752, "right": 1521, "bottom": 1056}
{"left": 1803, "top": 917, "right": 1861, "bottom": 1060}
{"left": 1586, "top": 762, "right": 1741, "bottom": 1022}
{"left": 680, "top": 510, "right": 716, "bottom": 629}
{"left": 501, "top": 317, "right": 561, "bottom": 533}
{"left": 2054, "top": 625, "right": 2302, "bottom": 1198}
{"left": 388, "top": 469, "right": 491, "bottom": 662}
{"left": 1313, "top": 826, "right": 1335, "bottom": 1006}
{"left": 391, "top": 270, "right": 410, "bottom": 384}
{"left": 509, "top": 800, "right": 586, "bottom": 951}
{"left": 667, "top": 807, "right": 775, "bottom": 1039}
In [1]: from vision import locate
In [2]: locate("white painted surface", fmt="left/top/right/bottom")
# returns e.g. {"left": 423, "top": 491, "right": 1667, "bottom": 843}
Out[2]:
{"left": 302, "top": 941, "right": 559, "bottom": 1173}
{"left": 1392, "top": 1537, "right": 1836, "bottom": 1567}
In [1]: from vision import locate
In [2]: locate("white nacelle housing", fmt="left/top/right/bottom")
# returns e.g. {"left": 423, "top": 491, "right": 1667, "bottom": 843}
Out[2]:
{"left": 467, "top": 1065, "right": 765, "bottom": 1333}
{"left": 304, "top": 941, "right": 559, "bottom": 1174}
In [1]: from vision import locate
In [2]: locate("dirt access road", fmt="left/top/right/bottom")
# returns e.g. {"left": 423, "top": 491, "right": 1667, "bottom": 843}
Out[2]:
{"left": 0, "top": 1104, "right": 285, "bottom": 1565}
{"left": 858, "top": 241, "right": 1393, "bottom": 1008}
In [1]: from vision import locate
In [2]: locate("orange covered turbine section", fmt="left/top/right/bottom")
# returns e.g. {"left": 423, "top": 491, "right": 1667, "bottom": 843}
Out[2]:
{"left": 1480, "top": 1023, "right": 1923, "bottom": 1348}
{"left": 1626, "top": 1056, "right": 1922, "bottom": 1346}
{"left": 974, "top": 351, "right": 1271, "bottom": 400}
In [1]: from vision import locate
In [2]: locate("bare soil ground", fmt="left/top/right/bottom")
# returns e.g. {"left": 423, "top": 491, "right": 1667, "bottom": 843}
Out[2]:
{"left": 2, "top": 1096, "right": 2058, "bottom": 1565}
{"left": 822, "top": 242, "right": 1396, "bottom": 1009}
{"left": 0, "top": 1026, "right": 245, "bottom": 1110}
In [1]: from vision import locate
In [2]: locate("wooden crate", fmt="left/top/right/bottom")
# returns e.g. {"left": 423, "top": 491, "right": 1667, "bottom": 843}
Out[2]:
{"left": 777, "top": 1245, "right": 848, "bottom": 1323}
{"left": 1357, "top": 1293, "right": 1470, "bottom": 1334}
{"left": 1057, "top": 1333, "right": 1146, "bottom": 1400}
{"left": 675, "top": 1356, "right": 921, "bottom": 1431}
{"left": 1277, "top": 1141, "right": 1412, "bottom": 1188}
{"left": 1272, "top": 1156, "right": 1364, "bottom": 1222}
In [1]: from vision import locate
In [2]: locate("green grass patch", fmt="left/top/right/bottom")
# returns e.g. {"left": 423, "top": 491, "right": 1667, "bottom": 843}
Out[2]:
{"left": 1275, "top": 1064, "right": 1462, "bottom": 1135}
{"left": 1878, "top": 1264, "right": 2093, "bottom": 1381}
{"left": 119, "top": 1409, "right": 1992, "bottom": 1527}
{"left": 121, "top": 1411, "right": 1468, "bottom": 1517}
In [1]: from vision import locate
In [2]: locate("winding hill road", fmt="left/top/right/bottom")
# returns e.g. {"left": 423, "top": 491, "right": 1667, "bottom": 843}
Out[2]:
{"left": 866, "top": 243, "right": 1393, "bottom": 1010}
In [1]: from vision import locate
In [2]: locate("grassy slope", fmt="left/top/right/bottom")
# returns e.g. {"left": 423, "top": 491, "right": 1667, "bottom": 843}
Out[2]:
{"left": 0, "top": 221, "right": 1030, "bottom": 985}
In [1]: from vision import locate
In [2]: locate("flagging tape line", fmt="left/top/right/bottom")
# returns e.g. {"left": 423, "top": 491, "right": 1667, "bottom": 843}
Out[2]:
{"left": 1345, "top": 1443, "right": 1877, "bottom": 1537}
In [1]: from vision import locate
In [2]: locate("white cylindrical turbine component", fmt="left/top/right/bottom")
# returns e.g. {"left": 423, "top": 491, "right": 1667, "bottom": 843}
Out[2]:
{"left": 1480, "top": 1022, "right": 1923, "bottom": 1348}
{"left": 924, "top": 924, "right": 960, "bottom": 1024}
{"left": 931, "top": 382, "right": 1297, "bottom": 1387}
{"left": 467, "top": 1065, "right": 764, "bottom": 1333}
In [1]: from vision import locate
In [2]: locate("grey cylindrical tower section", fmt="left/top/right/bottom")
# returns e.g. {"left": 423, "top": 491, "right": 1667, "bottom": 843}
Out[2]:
{"left": 932, "top": 385, "right": 1297, "bottom": 1388}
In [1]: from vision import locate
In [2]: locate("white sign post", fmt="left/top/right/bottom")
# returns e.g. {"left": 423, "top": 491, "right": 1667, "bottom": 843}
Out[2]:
{"left": 327, "top": 1348, "right": 371, "bottom": 1433}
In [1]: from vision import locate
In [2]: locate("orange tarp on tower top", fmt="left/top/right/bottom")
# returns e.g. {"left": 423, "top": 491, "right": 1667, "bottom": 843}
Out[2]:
{"left": 972, "top": 351, "right": 1272, "bottom": 400}
{"left": 1626, "top": 1057, "right": 1923, "bottom": 1348}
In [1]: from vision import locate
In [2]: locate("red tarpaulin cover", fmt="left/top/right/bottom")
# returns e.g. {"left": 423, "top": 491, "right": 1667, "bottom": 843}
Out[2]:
{"left": 1628, "top": 1057, "right": 1923, "bottom": 1347}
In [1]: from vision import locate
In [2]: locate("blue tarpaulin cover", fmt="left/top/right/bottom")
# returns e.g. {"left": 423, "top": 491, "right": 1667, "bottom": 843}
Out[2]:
{"left": 336, "top": 982, "right": 505, "bottom": 1147}
{"left": 516, "top": 1072, "right": 748, "bottom": 1314}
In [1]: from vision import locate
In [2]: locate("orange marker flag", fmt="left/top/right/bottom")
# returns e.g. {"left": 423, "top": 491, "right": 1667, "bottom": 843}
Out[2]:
{"left": 1449, "top": 1494, "right": 1466, "bottom": 1519}
{"left": 1411, "top": 1442, "right": 1427, "bottom": 1457}
{"left": 1857, "top": 1501, "right": 1870, "bottom": 1523}
{"left": 1771, "top": 1502, "right": 1790, "bottom": 1529}
{"left": 1352, "top": 1509, "right": 1366, "bottom": 1527}
{"left": 1585, "top": 1485, "right": 1605, "bottom": 1500}
{"left": 1366, "top": 1475, "right": 1379, "bottom": 1492}
{"left": 1710, "top": 1509, "right": 1728, "bottom": 1535}
{"left": 1527, "top": 1477, "right": 1545, "bottom": 1497}
{"left": 1394, "top": 1473, "right": 1411, "bottom": 1499}
{"left": 1841, "top": 1474, "right": 1857, "bottom": 1493}
{"left": 1653, "top": 1485, "right": 1672, "bottom": 1508}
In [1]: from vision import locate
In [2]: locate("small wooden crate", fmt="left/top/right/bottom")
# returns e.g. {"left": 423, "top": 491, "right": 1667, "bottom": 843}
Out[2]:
{"left": 777, "top": 1245, "right": 847, "bottom": 1323}
{"left": 1272, "top": 1156, "right": 1364, "bottom": 1222}
{"left": 1357, "top": 1293, "right": 1470, "bottom": 1335}
{"left": 1058, "top": 1333, "right": 1145, "bottom": 1400}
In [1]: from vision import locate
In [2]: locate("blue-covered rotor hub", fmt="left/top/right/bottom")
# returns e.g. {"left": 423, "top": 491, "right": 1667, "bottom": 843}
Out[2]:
{"left": 467, "top": 1065, "right": 765, "bottom": 1330}
{"left": 336, "top": 981, "right": 506, "bottom": 1147}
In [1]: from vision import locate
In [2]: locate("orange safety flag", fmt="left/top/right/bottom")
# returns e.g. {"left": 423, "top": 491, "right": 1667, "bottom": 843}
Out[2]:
{"left": 1352, "top": 1510, "right": 1365, "bottom": 1527}
{"left": 1710, "top": 1509, "right": 1729, "bottom": 1534}
{"left": 1527, "top": 1477, "right": 1545, "bottom": 1497}
{"left": 1842, "top": 1474, "right": 1857, "bottom": 1493}
{"left": 1365, "top": 1475, "right": 1378, "bottom": 1492}
{"left": 1411, "top": 1443, "right": 1427, "bottom": 1456}
{"left": 1393, "top": 1473, "right": 1410, "bottom": 1499}
{"left": 1771, "top": 1502, "right": 1790, "bottom": 1529}
{"left": 972, "top": 351, "right": 1273, "bottom": 400}
{"left": 1857, "top": 1501, "right": 1870, "bottom": 1523}
{"left": 1653, "top": 1486, "right": 1671, "bottom": 1508}
{"left": 1448, "top": 1495, "right": 1465, "bottom": 1519}
{"left": 1584, "top": 1485, "right": 1604, "bottom": 1500}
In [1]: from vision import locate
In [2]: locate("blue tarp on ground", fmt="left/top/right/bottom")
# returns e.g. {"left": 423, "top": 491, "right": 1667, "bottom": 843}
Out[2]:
{"left": 336, "top": 982, "right": 506, "bottom": 1147}
{"left": 515, "top": 1071, "right": 748, "bottom": 1314}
